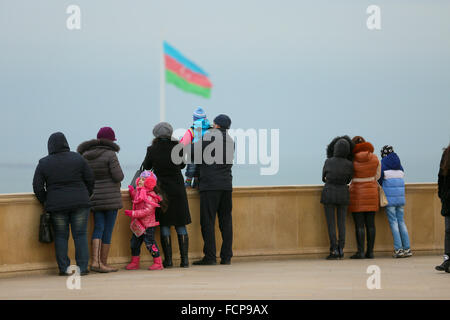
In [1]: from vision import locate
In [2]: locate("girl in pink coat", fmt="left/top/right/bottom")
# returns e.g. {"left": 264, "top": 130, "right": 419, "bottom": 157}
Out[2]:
{"left": 125, "top": 171, "right": 165, "bottom": 270}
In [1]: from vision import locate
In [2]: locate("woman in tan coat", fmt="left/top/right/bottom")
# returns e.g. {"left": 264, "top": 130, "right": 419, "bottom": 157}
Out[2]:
{"left": 349, "top": 136, "right": 381, "bottom": 259}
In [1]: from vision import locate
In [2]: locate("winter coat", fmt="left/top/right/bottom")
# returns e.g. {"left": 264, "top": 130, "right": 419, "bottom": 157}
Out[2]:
{"left": 77, "top": 139, "right": 124, "bottom": 211}
{"left": 129, "top": 186, "right": 160, "bottom": 228}
{"left": 180, "top": 118, "right": 212, "bottom": 146}
{"left": 33, "top": 132, "right": 94, "bottom": 213}
{"left": 438, "top": 150, "right": 450, "bottom": 216}
{"left": 190, "top": 128, "right": 234, "bottom": 192}
{"left": 142, "top": 138, "right": 191, "bottom": 227}
{"left": 378, "top": 152, "right": 405, "bottom": 207}
{"left": 348, "top": 142, "right": 381, "bottom": 213}
{"left": 321, "top": 136, "right": 354, "bottom": 205}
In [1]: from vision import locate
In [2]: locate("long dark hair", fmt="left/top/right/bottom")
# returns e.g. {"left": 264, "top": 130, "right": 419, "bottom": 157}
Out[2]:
{"left": 441, "top": 145, "right": 450, "bottom": 176}
{"left": 153, "top": 182, "right": 169, "bottom": 213}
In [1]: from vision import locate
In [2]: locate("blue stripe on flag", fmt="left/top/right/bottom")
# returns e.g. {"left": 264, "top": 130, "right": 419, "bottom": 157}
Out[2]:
{"left": 163, "top": 41, "right": 208, "bottom": 77}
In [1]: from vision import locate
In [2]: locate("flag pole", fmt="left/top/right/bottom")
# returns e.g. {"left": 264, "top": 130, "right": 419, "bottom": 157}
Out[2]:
{"left": 160, "top": 40, "right": 166, "bottom": 122}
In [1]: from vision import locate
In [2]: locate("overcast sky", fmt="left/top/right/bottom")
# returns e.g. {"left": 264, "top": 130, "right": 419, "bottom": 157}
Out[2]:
{"left": 1, "top": 0, "right": 449, "bottom": 193}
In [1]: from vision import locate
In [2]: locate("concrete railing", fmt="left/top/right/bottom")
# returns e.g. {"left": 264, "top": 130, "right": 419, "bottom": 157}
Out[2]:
{"left": 0, "top": 183, "right": 444, "bottom": 276}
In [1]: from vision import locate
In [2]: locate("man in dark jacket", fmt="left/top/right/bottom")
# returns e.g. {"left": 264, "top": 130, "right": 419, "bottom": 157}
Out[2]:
{"left": 33, "top": 132, "right": 94, "bottom": 276}
{"left": 191, "top": 114, "right": 234, "bottom": 265}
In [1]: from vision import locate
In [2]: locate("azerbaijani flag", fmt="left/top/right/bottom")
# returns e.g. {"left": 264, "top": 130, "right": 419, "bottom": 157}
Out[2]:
{"left": 163, "top": 41, "right": 212, "bottom": 98}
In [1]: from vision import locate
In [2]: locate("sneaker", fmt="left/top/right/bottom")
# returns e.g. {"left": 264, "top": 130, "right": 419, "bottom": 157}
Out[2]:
{"left": 393, "top": 249, "right": 405, "bottom": 258}
{"left": 402, "top": 248, "right": 413, "bottom": 258}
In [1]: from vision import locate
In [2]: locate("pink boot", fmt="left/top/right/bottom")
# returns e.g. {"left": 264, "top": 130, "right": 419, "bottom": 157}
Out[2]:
{"left": 149, "top": 257, "right": 164, "bottom": 270}
{"left": 126, "top": 256, "right": 140, "bottom": 270}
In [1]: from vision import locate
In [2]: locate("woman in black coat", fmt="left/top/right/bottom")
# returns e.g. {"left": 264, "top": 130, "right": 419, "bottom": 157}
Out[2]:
{"left": 436, "top": 144, "right": 450, "bottom": 272}
{"left": 142, "top": 122, "right": 192, "bottom": 268}
{"left": 320, "top": 135, "right": 354, "bottom": 260}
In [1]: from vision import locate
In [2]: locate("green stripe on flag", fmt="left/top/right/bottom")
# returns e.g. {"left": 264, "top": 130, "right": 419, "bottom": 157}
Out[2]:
{"left": 165, "top": 70, "right": 211, "bottom": 98}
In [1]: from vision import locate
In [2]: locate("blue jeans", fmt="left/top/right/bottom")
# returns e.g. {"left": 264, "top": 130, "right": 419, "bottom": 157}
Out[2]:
{"left": 386, "top": 206, "right": 410, "bottom": 251}
{"left": 185, "top": 163, "right": 199, "bottom": 178}
{"left": 160, "top": 225, "right": 188, "bottom": 237}
{"left": 92, "top": 210, "right": 118, "bottom": 244}
{"left": 51, "top": 208, "right": 90, "bottom": 273}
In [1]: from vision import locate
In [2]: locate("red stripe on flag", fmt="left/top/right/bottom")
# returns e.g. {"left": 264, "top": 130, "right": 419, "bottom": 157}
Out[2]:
{"left": 164, "top": 54, "right": 212, "bottom": 88}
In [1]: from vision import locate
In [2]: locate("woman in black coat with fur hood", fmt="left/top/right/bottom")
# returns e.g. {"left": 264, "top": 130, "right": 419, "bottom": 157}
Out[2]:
{"left": 321, "top": 135, "right": 354, "bottom": 260}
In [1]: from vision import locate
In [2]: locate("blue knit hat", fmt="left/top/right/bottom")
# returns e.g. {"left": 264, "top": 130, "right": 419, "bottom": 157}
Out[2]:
{"left": 193, "top": 107, "right": 206, "bottom": 121}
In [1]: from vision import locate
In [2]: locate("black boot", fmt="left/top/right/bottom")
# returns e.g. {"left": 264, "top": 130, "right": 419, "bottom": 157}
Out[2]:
{"left": 160, "top": 235, "right": 173, "bottom": 268}
{"left": 338, "top": 246, "right": 344, "bottom": 259}
{"left": 436, "top": 255, "right": 450, "bottom": 271}
{"left": 177, "top": 234, "right": 189, "bottom": 268}
{"left": 326, "top": 249, "right": 339, "bottom": 260}
{"left": 350, "top": 227, "right": 365, "bottom": 259}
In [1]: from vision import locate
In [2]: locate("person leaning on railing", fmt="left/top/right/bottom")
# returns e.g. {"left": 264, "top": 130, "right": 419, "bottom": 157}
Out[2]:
{"left": 348, "top": 136, "right": 381, "bottom": 259}
{"left": 77, "top": 127, "right": 125, "bottom": 273}
{"left": 32, "top": 132, "right": 94, "bottom": 276}
{"left": 142, "top": 122, "right": 192, "bottom": 268}
{"left": 320, "top": 135, "right": 354, "bottom": 260}
{"left": 435, "top": 144, "right": 450, "bottom": 273}
{"left": 191, "top": 114, "right": 235, "bottom": 266}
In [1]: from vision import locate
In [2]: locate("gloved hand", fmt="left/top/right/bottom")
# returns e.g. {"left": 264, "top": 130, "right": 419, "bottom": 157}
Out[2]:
{"left": 128, "top": 185, "right": 135, "bottom": 193}
{"left": 124, "top": 210, "right": 133, "bottom": 217}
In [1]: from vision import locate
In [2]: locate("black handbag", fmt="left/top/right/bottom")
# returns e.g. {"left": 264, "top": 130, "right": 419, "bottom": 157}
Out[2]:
{"left": 39, "top": 212, "right": 54, "bottom": 243}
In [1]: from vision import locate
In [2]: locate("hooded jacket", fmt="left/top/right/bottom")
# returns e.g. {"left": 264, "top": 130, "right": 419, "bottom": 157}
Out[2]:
{"left": 348, "top": 142, "right": 381, "bottom": 213}
{"left": 180, "top": 118, "right": 212, "bottom": 146}
{"left": 33, "top": 132, "right": 94, "bottom": 213}
{"left": 320, "top": 136, "right": 354, "bottom": 205}
{"left": 128, "top": 179, "right": 161, "bottom": 229}
{"left": 378, "top": 152, "right": 405, "bottom": 207}
{"left": 77, "top": 139, "right": 124, "bottom": 211}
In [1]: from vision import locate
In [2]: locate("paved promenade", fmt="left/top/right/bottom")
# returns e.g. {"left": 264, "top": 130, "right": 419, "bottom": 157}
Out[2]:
{"left": 0, "top": 254, "right": 448, "bottom": 300}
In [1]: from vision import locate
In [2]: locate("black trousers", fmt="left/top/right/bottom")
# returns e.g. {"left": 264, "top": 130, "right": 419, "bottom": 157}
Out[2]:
{"left": 130, "top": 227, "right": 160, "bottom": 258}
{"left": 445, "top": 216, "right": 450, "bottom": 256}
{"left": 352, "top": 212, "right": 376, "bottom": 253}
{"left": 200, "top": 190, "right": 233, "bottom": 261}
{"left": 324, "top": 204, "right": 347, "bottom": 251}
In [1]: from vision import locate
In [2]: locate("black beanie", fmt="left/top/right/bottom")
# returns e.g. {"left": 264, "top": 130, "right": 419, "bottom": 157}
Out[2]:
{"left": 213, "top": 114, "right": 231, "bottom": 129}
{"left": 381, "top": 145, "right": 394, "bottom": 158}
